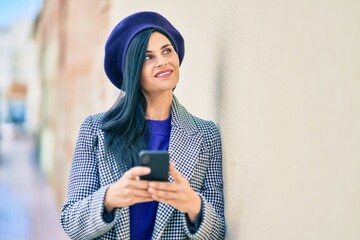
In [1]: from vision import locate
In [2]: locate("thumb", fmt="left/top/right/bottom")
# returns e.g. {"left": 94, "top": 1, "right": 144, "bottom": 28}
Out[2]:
{"left": 169, "top": 162, "right": 185, "bottom": 183}
{"left": 125, "top": 166, "right": 151, "bottom": 179}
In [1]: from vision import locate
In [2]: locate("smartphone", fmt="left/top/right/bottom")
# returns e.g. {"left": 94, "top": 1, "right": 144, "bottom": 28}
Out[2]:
{"left": 139, "top": 150, "right": 169, "bottom": 181}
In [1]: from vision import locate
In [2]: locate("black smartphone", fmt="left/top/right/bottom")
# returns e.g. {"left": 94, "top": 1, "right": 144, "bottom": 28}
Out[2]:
{"left": 139, "top": 150, "right": 169, "bottom": 181}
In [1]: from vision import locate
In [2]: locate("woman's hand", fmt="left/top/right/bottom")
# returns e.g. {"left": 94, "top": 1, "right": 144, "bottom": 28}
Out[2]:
{"left": 148, "top": 163, "right": 201, "bottom": 223}
{"left": 104, "top": 166, "right": 153, "bottom": 212}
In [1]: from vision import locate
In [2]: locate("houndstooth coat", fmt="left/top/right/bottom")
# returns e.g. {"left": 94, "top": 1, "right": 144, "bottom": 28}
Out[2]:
{"left": 61, "top": 96, "right": 226, "bottom": 240}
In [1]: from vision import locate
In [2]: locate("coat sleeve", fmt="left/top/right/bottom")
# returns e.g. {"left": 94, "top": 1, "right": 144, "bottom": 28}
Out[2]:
{"left": 184, "top": 121, "right": 226, "bottom": 239}
{"left": 60, "top": 116, "right": 118, "bottom": 239}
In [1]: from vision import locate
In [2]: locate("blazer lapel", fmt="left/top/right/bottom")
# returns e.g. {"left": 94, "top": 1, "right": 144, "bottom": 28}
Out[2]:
{"left": 169, "top": 126, "right": 203, "bottom": 181}
{"left": 152, "top": 96, "right": 203, "bottom": 239}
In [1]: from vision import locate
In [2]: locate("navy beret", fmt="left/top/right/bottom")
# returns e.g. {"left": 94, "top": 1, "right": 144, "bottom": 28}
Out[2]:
{"left": 104, "top": 11, "right": 185, "bottom": 90}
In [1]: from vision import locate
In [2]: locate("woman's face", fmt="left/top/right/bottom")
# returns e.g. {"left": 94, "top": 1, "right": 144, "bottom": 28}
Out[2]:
{"left": 140, "top": 32, "right": 180, "bottom": 96}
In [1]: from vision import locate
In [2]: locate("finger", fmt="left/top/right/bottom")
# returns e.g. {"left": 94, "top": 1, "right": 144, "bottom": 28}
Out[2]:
{"left": 124, "top": 166, "right": 151, "bottom": 179}
{"left": 126, "top": 180, "right": 149, "bottom": 191}
{"left": 132, "top": 179, "right": 151, "bottom": 190}
{"left": 129, "top": 189, "right": 152, "bottom": 198}
{"left": 148, "top": 188, "right": 178, "bottom": 201}
{"left": 150, "top": 198, "right": 177, "bottom": 207}
{"left": 130, "top": 197, "right": 154, "bottom": 205}
{"left": 169, "top": 163, "right": 185, "bottom": 183}
{"left": 118, "top": 178, "right": 150, "bottom": 191}
{"left": 148, "top": 181, "right": 177, "bottom": 192}
{"left": 139, "top": 198, "right": 155, "bottom": 203}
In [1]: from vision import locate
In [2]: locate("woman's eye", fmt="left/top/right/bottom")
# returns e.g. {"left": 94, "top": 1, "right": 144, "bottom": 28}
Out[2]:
{"left": 163, "top": 48, "right": 172, "bottom": 55}
{"left": 145, "top": 55, "right": 153, "bottom": 61}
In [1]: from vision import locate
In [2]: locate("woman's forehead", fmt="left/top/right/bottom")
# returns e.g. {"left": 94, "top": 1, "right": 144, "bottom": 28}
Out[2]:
{"left": 147, "top": 32, "right": 172, "bottom": 48}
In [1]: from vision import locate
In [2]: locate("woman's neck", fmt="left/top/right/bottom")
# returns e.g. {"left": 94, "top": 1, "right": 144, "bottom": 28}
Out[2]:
{"left": 144, "top": 92, "right": 172, "bottom": 120}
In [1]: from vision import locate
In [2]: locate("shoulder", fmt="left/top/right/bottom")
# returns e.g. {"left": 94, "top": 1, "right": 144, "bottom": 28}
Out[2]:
{"left": 77, "top": 112, "right": 106, "bottom": 141}
{"left": 184, "top": 112, "right": 222, "bottom": 156}
{"left": 80, "top": 112, "right": 105, "bottom": 130}
{"left": 185, "top": 112, "right": 216, "bottom": 131}
{"left": 190, "top": 113, "right": 221, "bottom": 140}
{"left": 75, "top": 113, "right": 106, "bottom": 148}
{"left": 172, "top": 96, "right": 220, "bottom": 137}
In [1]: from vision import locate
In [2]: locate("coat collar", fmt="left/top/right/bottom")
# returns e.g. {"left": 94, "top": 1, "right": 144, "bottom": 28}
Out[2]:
{"left": 152, "top": 95, "right": 204, "bottom": 239}
{"left": 170, "top": 95, "right": 199, "bottom": 136}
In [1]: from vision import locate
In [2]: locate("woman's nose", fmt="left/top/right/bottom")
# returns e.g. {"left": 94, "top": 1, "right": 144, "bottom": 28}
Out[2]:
{"left": 156, "top": 55, "right": 168, "bottom": 67}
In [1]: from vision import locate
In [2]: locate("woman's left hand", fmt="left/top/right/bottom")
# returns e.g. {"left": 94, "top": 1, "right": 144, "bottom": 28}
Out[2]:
{"left": 148, "top": 163, "right": 201, "bottom": 223}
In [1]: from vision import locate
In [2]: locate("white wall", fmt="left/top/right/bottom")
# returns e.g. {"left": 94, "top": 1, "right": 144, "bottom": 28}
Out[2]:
{"left": 112, "top": 1, "right": 360, "bottom": 239}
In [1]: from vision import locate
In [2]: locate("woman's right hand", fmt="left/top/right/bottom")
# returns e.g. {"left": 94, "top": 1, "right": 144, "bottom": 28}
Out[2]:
{"left": 104, "top": 166, "right": 153, "bottom": 212}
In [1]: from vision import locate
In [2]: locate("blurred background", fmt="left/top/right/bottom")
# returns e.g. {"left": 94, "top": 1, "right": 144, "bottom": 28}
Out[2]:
{"left": 1, "top": 0, "right": 360, "bottom": 239}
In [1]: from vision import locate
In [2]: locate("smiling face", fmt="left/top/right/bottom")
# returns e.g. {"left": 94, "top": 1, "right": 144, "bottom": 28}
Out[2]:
{"left": 140, "top": 31, "right": 180, "bottom": 98}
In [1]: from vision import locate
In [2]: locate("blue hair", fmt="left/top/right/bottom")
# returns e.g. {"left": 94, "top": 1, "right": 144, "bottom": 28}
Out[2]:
{"left": 101, "top": 29, "right": 153, "bottom": 169}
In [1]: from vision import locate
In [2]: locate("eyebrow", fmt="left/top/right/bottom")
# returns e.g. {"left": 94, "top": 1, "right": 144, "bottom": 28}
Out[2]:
{"left": 146, "top": 44, "right": 172, "bottom": 53}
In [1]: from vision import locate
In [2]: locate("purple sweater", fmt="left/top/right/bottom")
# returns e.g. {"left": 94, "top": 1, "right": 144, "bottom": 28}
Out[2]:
{"left": 129, "top": 116, "right": 171, "bottom": 240}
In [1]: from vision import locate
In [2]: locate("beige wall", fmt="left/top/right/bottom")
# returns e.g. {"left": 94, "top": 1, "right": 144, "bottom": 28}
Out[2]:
{"left": 112, "top": 1, "right": 360, "bottom": 239}
{"left": 35, "top": 0, "right": 360, "bottom": 239}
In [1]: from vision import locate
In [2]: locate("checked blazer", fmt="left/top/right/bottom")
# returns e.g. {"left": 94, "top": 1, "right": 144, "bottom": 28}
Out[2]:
{"left": 61, "top": 96, "right": 226, "bottom": 239}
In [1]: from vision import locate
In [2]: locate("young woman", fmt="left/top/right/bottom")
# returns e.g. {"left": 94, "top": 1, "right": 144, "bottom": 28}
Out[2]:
{"left": 61, "top": 11, "right": 225, "bottom": 239}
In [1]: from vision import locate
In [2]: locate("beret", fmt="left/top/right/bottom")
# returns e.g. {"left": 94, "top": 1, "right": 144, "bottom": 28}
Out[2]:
{"left": 104, "top": 11, "right": 185, "bottom": 90}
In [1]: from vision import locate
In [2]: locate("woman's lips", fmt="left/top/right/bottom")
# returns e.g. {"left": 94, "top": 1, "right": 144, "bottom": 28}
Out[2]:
{"left": 154, "top": 70, "right": 173, "bottom": 78}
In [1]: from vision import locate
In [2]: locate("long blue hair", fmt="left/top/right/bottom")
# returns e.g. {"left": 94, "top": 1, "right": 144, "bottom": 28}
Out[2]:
{"left": 101, "top": 29, "right": 154, "bottom": 169}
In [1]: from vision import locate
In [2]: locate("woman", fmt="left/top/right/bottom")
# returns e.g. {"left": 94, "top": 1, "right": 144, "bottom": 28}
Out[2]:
{"left": 61, "top": 11, "right": 225, "bottom": 239}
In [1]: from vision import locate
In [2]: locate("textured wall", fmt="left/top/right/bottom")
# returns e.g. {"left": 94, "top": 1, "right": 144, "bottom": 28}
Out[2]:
{"left": 214, "top": 1, "right": 360, "bottom": 239}
{"left": 33, "top": 0, "right": 360, "bottom": 238}
{"left": 35, "top": 0, "right": 116, "bottom": 205}
{"left": 111, "top": 1, "right": 360, "bottom": 239}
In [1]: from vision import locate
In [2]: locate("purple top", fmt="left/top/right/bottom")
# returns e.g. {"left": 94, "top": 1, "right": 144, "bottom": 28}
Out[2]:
{"left": 130, "top": 116, "right": 171, "bottom": 240}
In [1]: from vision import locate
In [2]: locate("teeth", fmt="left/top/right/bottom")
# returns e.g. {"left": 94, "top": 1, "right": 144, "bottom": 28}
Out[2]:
{"left": 157, "top": 71, "right": 171, "bottom": 77}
